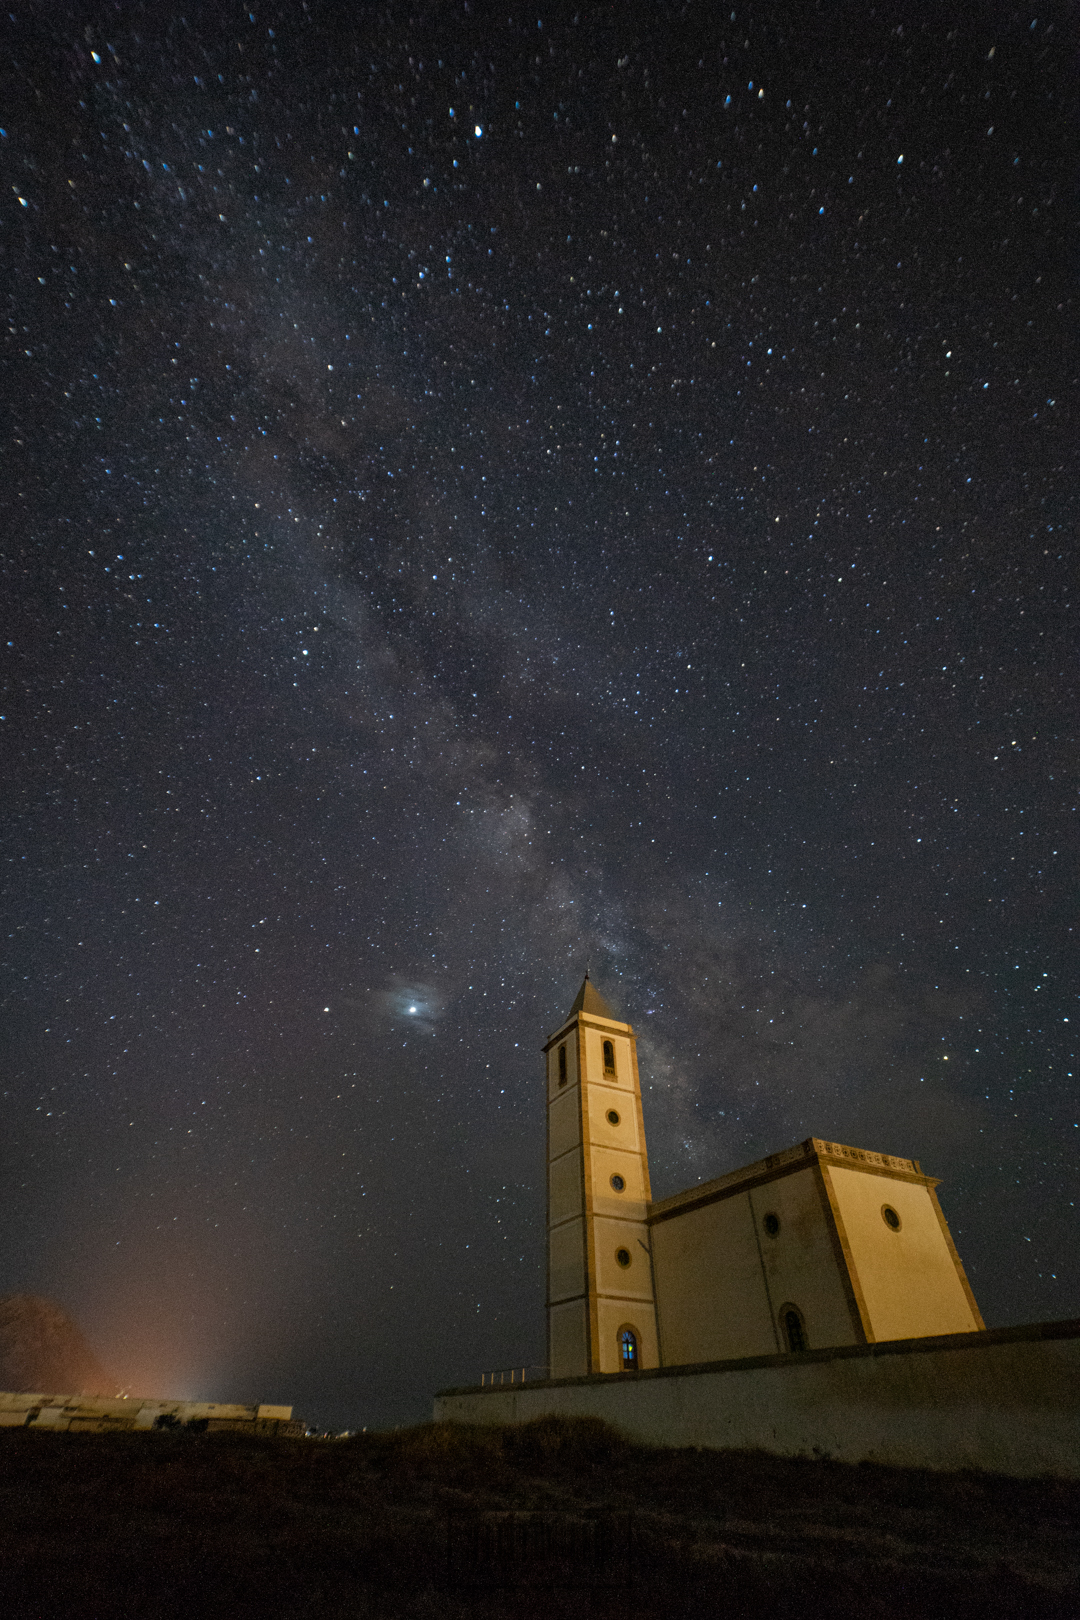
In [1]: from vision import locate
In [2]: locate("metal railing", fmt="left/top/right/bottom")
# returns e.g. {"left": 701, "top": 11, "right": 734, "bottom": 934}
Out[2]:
{"left": 479, "top": 1365, "right": 548, "bottom": 1387}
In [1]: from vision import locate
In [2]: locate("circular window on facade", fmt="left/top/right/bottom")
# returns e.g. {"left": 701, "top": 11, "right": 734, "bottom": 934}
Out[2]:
{"left": 763, "top": 1212, "right": 780, "bottom": 1237}
{"left": 606, "top": 1109, "right": 620, "bottom": 1126}
{"left": 615, "top": 1247, "right": 632, "bottom": 1269}
{"left": 881, "top": 1204, "right": 902, "bottom": 1231}
{"left": 610, "top": 1174, "right": 625, "bottom": 1192}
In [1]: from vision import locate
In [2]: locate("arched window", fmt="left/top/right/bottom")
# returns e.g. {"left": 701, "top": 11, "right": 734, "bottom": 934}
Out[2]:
{"left": 557, "top": 1044, "right": 567, "bottom": 1086}
{"left": 619, "top": 1328, "right": 638, "bottom": 1372}
{"left": 602, "top": 1039, "right": 616, "bottom": 1075}
{"left": 781, "top": 1307, "right": 807, "bottom": 1354}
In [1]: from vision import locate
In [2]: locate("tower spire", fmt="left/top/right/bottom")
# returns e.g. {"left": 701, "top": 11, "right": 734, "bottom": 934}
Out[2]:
{"left": 566, "top": 972, "right": 615, "bottom": 1021}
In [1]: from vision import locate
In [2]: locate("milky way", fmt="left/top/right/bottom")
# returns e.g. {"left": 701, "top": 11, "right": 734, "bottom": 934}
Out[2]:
{"left": 2, "top": 3, "right": 1074, "bottom": 1426}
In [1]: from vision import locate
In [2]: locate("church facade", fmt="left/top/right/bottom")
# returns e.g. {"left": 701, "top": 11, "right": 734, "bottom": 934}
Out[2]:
{"left": 544, "top": 974, "right": 984, "bottom": 1380}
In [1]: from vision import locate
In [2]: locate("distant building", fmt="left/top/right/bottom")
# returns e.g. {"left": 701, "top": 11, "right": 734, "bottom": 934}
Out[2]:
{"left": 544, "top": 974, "right": 984, "bottom": 1379}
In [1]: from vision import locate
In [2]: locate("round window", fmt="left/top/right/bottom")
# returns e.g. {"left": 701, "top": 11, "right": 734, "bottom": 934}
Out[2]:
{"left": 763, "top": 1212, "right": 780, "bottom": 1237}
{"left": 606, "top": 1109, "right": 620, "bottom": 1126}
{"left": 610, "top": 1174, "right": 625, "bottom": 1192}
{"left": 882, "top": 1205, "right": 902, "bottom": 1231}
{"left": 615, "top": 1248, "right": 632, "bottom": 1268}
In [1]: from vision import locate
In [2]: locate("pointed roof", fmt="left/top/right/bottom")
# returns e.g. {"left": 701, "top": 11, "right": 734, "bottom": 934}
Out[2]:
{"left": 567, "top": 971, "right": 616, "bottom": 1022}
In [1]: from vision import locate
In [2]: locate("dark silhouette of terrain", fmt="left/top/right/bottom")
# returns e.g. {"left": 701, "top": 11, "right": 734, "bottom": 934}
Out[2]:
{"left": 0, "top": 1294, "right": 116, "bottom": 1396}
{"left": 0, "top": 1415, "right": 1075, "bottom": 1618}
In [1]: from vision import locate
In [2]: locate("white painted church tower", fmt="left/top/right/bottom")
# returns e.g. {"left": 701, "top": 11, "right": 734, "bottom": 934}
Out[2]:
{"left": 543, "top": 974, "right": 660, "bottom": 1378}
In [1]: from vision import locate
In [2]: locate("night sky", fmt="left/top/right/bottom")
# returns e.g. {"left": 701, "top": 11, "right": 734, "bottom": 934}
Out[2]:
{"left": 2, "top": 3, "right": 1075, "bottom": 1430}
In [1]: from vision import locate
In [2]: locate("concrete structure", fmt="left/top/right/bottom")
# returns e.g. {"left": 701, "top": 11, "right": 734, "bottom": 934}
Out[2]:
{"left": 435, "top": 977, "right": 1078, "bottom": 1479}
{"left": 651, "top": 1137, "right": 983, "bottom": 1362}
{"left": 435, "top": 1319, "right": 1080, "bottom": 1479}
{"left": 544, "top": 975, "right": 659, "bottom": 1378}
{"left": 543, "top": 975, "right": 982, "bottom": 1375}
{"left": 0, "top": 1391, "right": 304, "bottom": 1436}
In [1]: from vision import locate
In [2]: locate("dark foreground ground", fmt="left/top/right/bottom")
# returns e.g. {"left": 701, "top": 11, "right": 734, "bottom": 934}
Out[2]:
{"left": 0, "top": 1416, "right": 1076, "bottom": 1619}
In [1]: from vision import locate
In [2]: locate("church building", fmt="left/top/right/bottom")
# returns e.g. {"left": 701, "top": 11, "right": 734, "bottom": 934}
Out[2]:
{"left": 544, "top": 974, "right": 985, "bottom": 1379}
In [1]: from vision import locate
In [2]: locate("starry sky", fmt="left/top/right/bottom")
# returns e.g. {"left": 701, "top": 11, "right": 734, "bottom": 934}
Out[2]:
{"left": 2, "top": 2, "right": 1075, "bottom": 1429}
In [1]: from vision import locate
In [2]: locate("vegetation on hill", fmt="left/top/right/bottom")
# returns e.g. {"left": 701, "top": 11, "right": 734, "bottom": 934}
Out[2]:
{"left": 0, "top": 1415, "right": 1075, "bottom": 1617}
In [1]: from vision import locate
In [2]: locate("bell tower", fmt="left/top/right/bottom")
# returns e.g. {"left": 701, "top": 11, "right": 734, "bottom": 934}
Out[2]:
{"left": 543, "top": 974, "right": 660, "bottom": 1378}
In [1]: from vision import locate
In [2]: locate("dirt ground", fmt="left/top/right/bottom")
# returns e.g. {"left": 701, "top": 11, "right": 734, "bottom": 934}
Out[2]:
{"left": 0, "top": 1415, "right": 1075, "bottom": 1618}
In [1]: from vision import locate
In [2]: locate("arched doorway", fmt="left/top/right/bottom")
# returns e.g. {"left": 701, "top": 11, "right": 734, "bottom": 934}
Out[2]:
{"left": 780, "top": 1306, "right": 807, "bottom": 1353}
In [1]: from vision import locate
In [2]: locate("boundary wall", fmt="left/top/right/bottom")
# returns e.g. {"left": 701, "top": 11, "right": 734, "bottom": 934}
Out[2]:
{"left": 0, "top": 1392, "right": 302, "bottom": 1436}
{"left": 435, "top": 1318, "right": 1080, "bottom": 1479}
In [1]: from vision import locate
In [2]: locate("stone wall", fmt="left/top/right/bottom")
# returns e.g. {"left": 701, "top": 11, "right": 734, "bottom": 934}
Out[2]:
{"left": 434, "top": 1319, "right": 1080, "bottom": 1479}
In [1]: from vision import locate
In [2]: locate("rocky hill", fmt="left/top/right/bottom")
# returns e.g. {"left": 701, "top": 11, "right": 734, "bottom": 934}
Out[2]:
{"left": 0, "top": 1294, "right": 116, "bottom": 1396}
